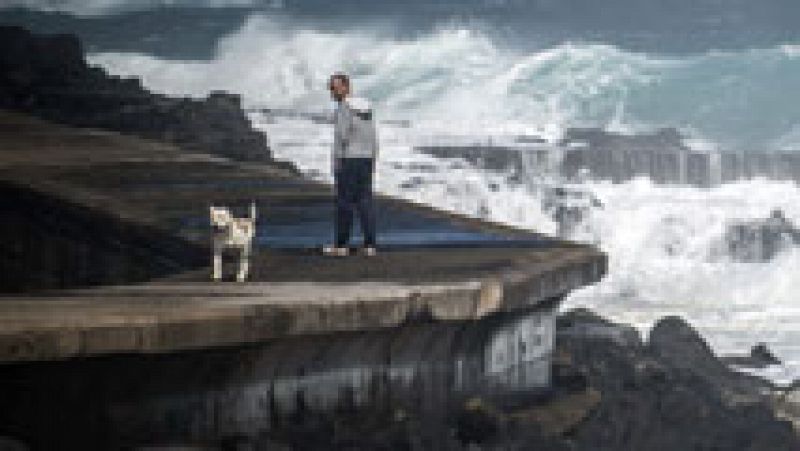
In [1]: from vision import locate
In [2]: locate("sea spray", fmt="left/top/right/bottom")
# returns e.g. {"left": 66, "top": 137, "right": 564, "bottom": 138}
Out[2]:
{"left": 89, "top": 14, "right": 800, "bottom": 150}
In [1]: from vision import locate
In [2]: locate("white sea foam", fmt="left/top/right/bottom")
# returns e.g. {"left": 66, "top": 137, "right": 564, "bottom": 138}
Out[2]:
{"left": 89, "top": 15, "right": 800, "bottom": 150}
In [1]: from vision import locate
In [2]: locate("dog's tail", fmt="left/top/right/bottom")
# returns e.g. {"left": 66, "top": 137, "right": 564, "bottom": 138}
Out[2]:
{"left": 250, "top": 201, "right": 257, "bottom": 221}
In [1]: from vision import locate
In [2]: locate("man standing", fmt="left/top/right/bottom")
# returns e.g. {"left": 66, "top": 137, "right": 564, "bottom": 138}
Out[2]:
{"left": 323, "top": 73, "right": 379, "bottom": 257}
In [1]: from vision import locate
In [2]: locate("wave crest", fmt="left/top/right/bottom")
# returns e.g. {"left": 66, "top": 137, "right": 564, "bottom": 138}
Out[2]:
{"left": 89, "top": 15, "right": 800, "bottom": 150}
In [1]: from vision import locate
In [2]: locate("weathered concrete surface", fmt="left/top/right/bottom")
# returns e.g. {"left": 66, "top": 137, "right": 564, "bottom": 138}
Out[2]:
{"left": 0, "top": 109, "right": 606, "bottom": 362}
{"left": 0, "top": 242, "right": 602, "bottom": 362}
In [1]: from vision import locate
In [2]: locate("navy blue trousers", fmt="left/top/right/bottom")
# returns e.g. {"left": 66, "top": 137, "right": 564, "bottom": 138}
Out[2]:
{"left": 335, "top": 158, "right": 376, "bottom": 247}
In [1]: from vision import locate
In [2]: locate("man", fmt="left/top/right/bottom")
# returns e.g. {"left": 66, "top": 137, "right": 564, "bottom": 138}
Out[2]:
{"left": 323, "top": 72, "right": 379, "bottom": 257}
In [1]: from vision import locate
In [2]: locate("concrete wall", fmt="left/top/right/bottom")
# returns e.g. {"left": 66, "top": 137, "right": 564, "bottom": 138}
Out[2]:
{"left": 0, "top": 305, "right": 557, "bottom": 449}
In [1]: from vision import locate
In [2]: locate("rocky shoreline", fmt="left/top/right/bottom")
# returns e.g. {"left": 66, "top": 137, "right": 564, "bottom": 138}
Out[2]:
{"left": 0, "top": 25, "right": 294, "bottom": 171}
{"left": 0, "top": 308, "right": 795, "bottom": 450}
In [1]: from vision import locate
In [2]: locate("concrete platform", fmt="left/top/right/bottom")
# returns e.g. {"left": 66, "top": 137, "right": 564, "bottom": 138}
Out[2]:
{"left": 0, "top": 110, "right": 606, "bottom": 362}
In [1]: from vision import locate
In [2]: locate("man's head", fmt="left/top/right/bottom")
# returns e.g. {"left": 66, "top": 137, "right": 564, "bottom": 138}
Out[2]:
{"left": 329, "top": 72, "right": 350, "bottom": 102}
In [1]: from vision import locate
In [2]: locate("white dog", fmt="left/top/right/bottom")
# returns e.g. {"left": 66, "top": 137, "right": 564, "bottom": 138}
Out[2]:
{"left": 209, "top": 202, "right": 257, "bottom": 282}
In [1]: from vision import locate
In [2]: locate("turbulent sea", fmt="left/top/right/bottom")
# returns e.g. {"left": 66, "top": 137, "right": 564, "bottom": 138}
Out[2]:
{"left": 88, "top": 14, "right": 800, "bottom": 384}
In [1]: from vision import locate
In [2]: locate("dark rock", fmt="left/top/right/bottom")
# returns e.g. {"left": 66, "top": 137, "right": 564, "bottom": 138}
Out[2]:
{"left": 647, "top": 316, "right": 772, "bottom": 393}
{"left": 0, "top": 26, "right": 291, "bottom": 169}
{"left": 648, "top": 316, "right": 726, "bottom": 376}
{"left": 553, "top": 362, "right": 589, "bottom": 393}
{"left": 721, "top": 208, "right": 800, "bottom": 262}
{"left": 554, "top": 311, "right": 798, "bottom": 450}
{"left": 454, "top": 399, "right": 501, "bottom": 445}
{"left": 750, "top": 342, "right": 782, "bottom": 365}
{"left": 721, "top": 343, "right": 783, "bottom": 369}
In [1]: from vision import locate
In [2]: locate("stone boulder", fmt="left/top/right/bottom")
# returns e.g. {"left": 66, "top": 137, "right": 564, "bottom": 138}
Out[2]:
{"left": 721, "top": 343, "right": 783, "bottom": 369}
{"left": 0, "top": 26, "right": 86, "bottom": 89}
{"left": 649, "top": 316, "right": 727, "bottom": 376}
{"left": 721, "top": 208, "right": 800, "bottom": 262}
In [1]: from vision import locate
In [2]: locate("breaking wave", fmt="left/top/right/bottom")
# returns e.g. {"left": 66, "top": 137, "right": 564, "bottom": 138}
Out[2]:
{"left": 89, "top": 14, "right": 800, "bottom": 150}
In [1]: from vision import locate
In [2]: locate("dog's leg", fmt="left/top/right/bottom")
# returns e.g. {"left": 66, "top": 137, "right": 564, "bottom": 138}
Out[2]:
{"left": 236, "top": 246, "right": 251, "bottom": 282}
{"left": 213, "top": 248, "right": 223, "bottom": 281}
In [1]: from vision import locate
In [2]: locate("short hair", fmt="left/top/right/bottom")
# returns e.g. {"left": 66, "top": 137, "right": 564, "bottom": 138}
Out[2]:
{"left": 329, "top": 72, "right": 350, "bottom": 88}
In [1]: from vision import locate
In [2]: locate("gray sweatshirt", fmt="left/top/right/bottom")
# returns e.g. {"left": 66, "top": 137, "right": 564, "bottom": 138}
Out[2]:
{"left": 333, "top": 96, "right": 379, "bottom": 160}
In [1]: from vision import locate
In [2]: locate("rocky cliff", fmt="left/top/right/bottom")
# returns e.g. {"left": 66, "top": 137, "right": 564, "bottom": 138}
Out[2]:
{"left": 0, "top": 25, "right": 290, "bottom": 168}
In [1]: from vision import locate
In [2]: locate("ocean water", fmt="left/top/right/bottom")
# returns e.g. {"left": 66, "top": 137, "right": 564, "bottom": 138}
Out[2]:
{"left": 89, "top": 14, "right": 800, "bottom": 150}
{"left": 86, "top": 14, "right": 800, "bottom": 384}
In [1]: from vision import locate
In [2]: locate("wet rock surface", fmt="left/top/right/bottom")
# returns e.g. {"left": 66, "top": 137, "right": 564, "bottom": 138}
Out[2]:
{"left": 722, "top": 343, "right": 783, "bottom": 369}
{"left": 509, "top": 311, "right": 793, "bottom": 451}
{"left": 0, "top": 26, "right": 289, "bottom": 167}
{"left": 721, "top": 209, "right": 800, "bottom": 262}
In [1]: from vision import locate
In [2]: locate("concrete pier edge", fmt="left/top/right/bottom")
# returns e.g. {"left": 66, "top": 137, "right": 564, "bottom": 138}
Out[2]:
{"left": 0, "top": 109, "right": 607, "bottom": 363}
{"left": 0, "top": 248, "right": 604, "bottom": 362}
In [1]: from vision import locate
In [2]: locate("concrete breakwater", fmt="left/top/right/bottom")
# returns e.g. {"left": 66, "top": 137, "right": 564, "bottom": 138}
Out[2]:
{"left": 0, "top": 110, "right": 606, "bottom": 448}
{"left": 0, "top": 106, "right": 606, "bottom": 448}
{"left": 418, "top": 128, "right": 800, "bottom": 187}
